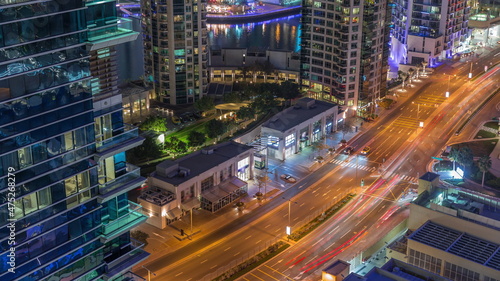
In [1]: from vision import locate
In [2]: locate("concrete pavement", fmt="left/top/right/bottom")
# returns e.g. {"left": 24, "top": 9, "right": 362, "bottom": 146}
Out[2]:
{"left": 132, "top": 69, "right": 440, "bottom": 270}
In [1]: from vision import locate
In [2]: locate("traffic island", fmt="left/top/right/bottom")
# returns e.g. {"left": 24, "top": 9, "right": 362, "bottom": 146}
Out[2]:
{"left": 288, "top": 193, "right": 356, "bottom": 242}
{"left": 210, "top": 241, "right": 290, "bottom": 281}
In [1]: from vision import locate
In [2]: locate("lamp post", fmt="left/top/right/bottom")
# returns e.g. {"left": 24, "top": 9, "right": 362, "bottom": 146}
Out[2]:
{"left": 142, "top": 266, "right": 156, "bottom": 281}
{"left": 283, "top": 197, "right": 298, "bottom": 239}
{"left": 446, "top": 74, "right": 450, "bottom": 98}
{"left": 412, "top": 102, "right": 421, "bottom": 121}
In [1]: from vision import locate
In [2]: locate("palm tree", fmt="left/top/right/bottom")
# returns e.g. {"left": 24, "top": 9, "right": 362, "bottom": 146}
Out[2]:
{"left": 399, "top": 71, "right": 408, "bottom": 89}
{"left": 421, "top": 61, "right": 428, "bottom": 74}
{"left": 408, "top": 68, "right": 415, "bottom": 84}
{"left": 477, "top": 155, "right": 492, "bottom": 187}
{"left": 448, "top": 147, "right": 460, "bottom": 171}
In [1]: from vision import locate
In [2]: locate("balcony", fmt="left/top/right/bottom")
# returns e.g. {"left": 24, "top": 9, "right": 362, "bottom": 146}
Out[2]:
{"left": 96, "top": 124, "right": 145, "bottom": 159}
{"left": 101, "top": 271, "right": 145, "bottom": 281}
{"left": 101, "top": 201, "right": 147, "bottom": 241}
{"left": 98, "top": 164, "right": 145, "bottom": 202}
{"left": 88, "top": 18, "right": 139, "bottom": 51}
{"left": 103, "top": 240, "right": 150, "bottom": 280}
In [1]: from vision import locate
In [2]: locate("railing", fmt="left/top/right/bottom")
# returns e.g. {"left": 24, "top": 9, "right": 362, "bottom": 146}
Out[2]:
{"left": 99, "top": 163, "right": 141, "bottom": 195}
{"left": 107, "top": 238, "right": 146, "bottom": 270}
{"left": 96, "top": 124, "right": 139, "bottom": 152}
{"left": 101, "top": 201, "right": 146, "bottom": 238}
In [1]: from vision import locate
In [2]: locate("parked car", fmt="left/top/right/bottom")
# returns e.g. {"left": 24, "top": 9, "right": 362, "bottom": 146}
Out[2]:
{"left": 280, "top": 174, "right": 297, "bottom": 183}
{"left": 180, "top": 112, "right": 194, "bottom": 122}
{"left": 360, "top": 146, "right": 371, "bottom": 155}
{"left": 172, "top": 116, "right": 181, "bottom": 125}
{"left": 193, "top": 111, "right": 202, "bottom": 119}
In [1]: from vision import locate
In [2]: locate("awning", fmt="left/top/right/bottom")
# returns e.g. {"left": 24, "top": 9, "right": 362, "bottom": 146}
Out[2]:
{"left": 202, "top": 177, "right": 248, "bottom": 203}
{"left": 166, "top": 207, "right": 182, "bottom": 219}
{"left": 181, "top": 198, "right": 201, "bottom": 211}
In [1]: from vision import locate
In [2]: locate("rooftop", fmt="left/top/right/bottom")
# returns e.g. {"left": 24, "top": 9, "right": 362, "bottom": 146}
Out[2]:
{"left": 262, "top": 98, "right": 337, "bottom": 132}
{"left": 323, "top": 260, "right": 350, "bottom": 276}
{"left": 413, "top": 186, "right": 500, "bottom": 227}
{"left": 153, "top": 141, "right": 253, "bottom": 186}
{"left": 409, "top": 221, "right": 500, "bottom": 271}
{"left": 419, "top": 172, "right": 439, "bottom": 182}
{"left": 345, "top": 259, "right": 450, "bottom": 281}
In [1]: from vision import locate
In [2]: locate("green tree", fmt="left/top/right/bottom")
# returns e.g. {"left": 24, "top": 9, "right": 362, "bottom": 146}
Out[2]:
{"left": 166, "top": 136, "right": 188, "bottom": 155}
{"left": 139, "top": 115, "right": 167, "bottom": 132}
{"left": 477, "top": 155, "right": 492, "bottom": 187}
{"left": 187, "top": 131, "right": 206, "bottom": 147}
{"left": 457, "top": 147, "right": 474, "bottom": 169}
{"left": 194, "top": 96, "right": 215, "bottom": 112}
{"left": 138, "top": 137, "right": 162, "bottom": 162}
{"left": 339, "top": 119, "right": 354, "bottom": 141}
{"left": 205, "top": 119, "right": 226, "bottom": 139}
{"left": 251, "top": 91, "right": 279, "bottom": 115}
{"left": 236, "top": 106, "right": 256, "bottom": 121}
{"left": 279, "top": 81, "right": 301, "bottom": 105}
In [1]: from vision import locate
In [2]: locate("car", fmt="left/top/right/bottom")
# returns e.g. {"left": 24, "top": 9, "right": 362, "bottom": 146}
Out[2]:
{"left": 180, "top": 112, "right": 194, "bottom": 122}
{"left": 360, "top": 146, "right": 371, "bottom": 155}
{"left": 193, "top": 111, "right": 202, "bottom": 119}
{"left": 280, "top": 174, "right": 296, "bottom": 183}
{"left": 343, "top": 146, "right": 354, "bottom": 155}
{"left": 171, "top": 116, "right": 181, "bottom": 125}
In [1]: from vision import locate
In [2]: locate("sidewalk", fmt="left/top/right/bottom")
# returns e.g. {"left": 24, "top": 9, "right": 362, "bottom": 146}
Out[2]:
{"left": 133, "top": 123, "right": 367, "bottom": 269}
{"left": 132, "top": 73, "right": 437, "bottom": 270}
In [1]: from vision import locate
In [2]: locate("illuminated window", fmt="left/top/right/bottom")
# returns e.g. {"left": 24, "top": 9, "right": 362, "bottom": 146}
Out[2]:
{"left": 267, "top": 136, "right": 279, "bottom": 148}
{"left": 285, "top": 134, "right": 295, "bottom": 147}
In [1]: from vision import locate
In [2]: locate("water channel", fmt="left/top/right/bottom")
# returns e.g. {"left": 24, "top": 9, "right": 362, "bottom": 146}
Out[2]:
{"left": 207, "top": 13, "right": 302, "bottom": 52}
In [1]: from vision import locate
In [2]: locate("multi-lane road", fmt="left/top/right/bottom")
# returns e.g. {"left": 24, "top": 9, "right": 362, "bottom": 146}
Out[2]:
{"left": 135, "top": 49, "right": 500, "bottom": 281}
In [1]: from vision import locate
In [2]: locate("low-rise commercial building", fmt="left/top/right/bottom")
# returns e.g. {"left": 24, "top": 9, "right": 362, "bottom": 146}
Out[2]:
{"left": 339, "top": 258, "right": 450, "bottom": 281}
{"left": 139, "top": 141, "right": 254, "bottom": 229}
{"left": 261, "top": 98, "right": 339, "bottom": 161}
{"left": 386, "top": 173, "right": 500, "bottom": 281}
{"left": 208, "top": 48, "right": 300, "bottom": 83}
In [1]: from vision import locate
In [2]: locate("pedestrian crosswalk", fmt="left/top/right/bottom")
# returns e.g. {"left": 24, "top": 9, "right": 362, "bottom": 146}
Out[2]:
{"left": 329, "top": 158, "right": 419, "bottom": 183}
{"left": 329, "top": 159, "right": 377, "bottom": 172}
{"left": 413, "top": 94, "right": 447, "bottom": 106}
{"left": 397, "top": 175, "right": 419, "bottom": 183}
{"left": 391, "top": 116, "right": 421, "bottom": 129}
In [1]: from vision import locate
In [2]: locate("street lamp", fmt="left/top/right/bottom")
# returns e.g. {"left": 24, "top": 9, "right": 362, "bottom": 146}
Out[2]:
{"left": 142, "top": 266, "right": 156, "bottom": 281}
{"left": 282, "top": 197, "right": 298, "bottom": 239}
{"left": 445, "top": 74, "right": 455, "bottom": 98}
{"left": 412, "top": 101, "right": 422, "bottom": 121}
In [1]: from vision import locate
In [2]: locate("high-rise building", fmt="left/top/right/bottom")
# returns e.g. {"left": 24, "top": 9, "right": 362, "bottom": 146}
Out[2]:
{"left": 300, "top": 0, "right": 391, "bottom": 117}
{"left": 141, "top": 0, "right": 209, "bottom": 105}
{"left": 391, "top": 0, "right": 471, "bottom": 66}
{"left": 0, "top": 1, "right": 148, "bottom": 280}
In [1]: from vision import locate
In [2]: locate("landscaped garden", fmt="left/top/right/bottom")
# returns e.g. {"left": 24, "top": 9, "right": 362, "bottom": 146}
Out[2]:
{"left": 127, "top": 81, "right": 302, "bottom": 172}
{"left": 447, "top": 140, "right": 499, "bottom": 189}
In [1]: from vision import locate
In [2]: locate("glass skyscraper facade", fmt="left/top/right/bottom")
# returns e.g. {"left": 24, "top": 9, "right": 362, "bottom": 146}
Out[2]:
{"left": 0, "top": 0, "right": 148, "bottom": 280}
{"left": 301, "top": 0, "right": 391, "bottom": 117}
{"left": 141, "top": 0, "right": 209, "bottom": 105}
